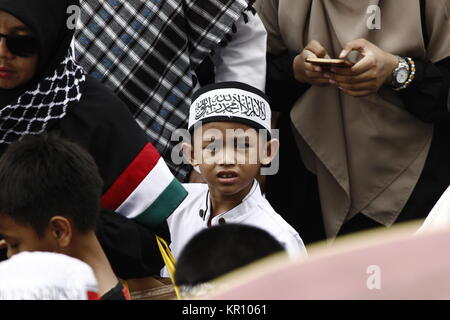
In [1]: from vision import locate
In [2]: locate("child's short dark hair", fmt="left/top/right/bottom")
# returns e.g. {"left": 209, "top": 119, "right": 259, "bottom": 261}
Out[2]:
{"left": 0, "top": 134, "right": 103, "bottom": 236}
{"left": 175, "top": 224, "right": 285, "bottom": 287}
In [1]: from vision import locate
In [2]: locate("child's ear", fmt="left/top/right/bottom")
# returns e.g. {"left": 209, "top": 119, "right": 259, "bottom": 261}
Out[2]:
{"left": 260, "top": 138, "right": 280, "bottom": 166}
{"left": 48, "top": 216, "right": 72, "bottom": 249}
{"left": 181, "top": 142, "right": 197, "bottom": 166}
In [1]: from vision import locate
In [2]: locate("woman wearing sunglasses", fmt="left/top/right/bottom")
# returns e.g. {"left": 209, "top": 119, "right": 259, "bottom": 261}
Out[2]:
{"left": 0, "top": 0, "right": 188, "bottom": 290}
{"left": 0, "top": 17, "right": 38, "bottom": 89}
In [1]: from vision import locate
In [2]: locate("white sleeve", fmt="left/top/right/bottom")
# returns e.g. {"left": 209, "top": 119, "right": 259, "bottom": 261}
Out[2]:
{"left": 283, "top": 234, "right": 308, "bottom": 259}
{"left": 417, "top": 186, "right": 450, "bottom": 234}
{"left": 211, "top": 11, "right": 267, "bottom": 92}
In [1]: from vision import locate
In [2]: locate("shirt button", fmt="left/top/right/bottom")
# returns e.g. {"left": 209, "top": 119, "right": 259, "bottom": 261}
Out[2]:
{"left": 199, "top": 209, "right": 205, "bottom": 218}
{"left": 218, "top": 218, "right": 226, "bottom": 225}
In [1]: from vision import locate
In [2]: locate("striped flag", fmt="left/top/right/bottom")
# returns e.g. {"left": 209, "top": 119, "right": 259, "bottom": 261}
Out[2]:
{"left": 101, "top": 143, "right": 188, "bottom": 228}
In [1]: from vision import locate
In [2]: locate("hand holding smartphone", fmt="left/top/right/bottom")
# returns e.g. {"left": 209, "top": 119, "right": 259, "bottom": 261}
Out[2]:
{"left": 305, "top": 57, "right": 354, "bottom": 68}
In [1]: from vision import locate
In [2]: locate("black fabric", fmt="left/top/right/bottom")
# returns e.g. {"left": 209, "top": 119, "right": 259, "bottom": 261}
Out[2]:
{"left": 400, "top": 58, "right": 450, "bottom": 123}
{"left": 195, "top": 56, "right": 215, "bottom": 87}
{"left": 396, "top": 124, "right": 450, "bottom": 224}
{"left": 265, "top": 114, "right": 326, "bottom": 244}
{"left": 266, "top": 52, "right": 311, "bottom": 112}
{"left": 0, "top": 247, "right": 6, "bottom": 261}
{"left": 54, "top": 75, "right": 149, "bottom": 192}
{"left": 96, "top": 210, "right": 167, "bottom": 280}
{"left": 420, "top": 0, "right": 429, "bottom": 49}
{"left": 101, "top": 281, "right": 127, "bottom": 300}
{"left": 338, "top": 213, "right": 385, "bottom": 236}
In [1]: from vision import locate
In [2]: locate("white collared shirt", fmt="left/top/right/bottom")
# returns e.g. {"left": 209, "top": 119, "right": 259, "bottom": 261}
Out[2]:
{"left": 418, "top": 186, "right": 450, "bottom": 233}
{"left": 166, "top": 181, "right": 307, "bottom": 263}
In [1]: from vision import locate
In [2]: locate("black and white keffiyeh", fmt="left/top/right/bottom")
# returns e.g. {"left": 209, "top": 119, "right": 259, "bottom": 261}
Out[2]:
{"left": 75, "top": 0, "right": 254, "bottom": 180}
{"left": 0, "top": 54, "right": 86, "bottom": 144}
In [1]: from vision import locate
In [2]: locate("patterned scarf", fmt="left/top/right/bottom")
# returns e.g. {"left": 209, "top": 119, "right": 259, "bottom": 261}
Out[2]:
{"left": 75, "top": 0, "right": 254, "bottom": 180}
{"left": 0, "top": 53, "right": 86, "bottom": 144}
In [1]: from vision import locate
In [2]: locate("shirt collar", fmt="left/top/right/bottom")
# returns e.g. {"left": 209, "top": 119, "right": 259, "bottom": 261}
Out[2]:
{"left": 203, "top": 179, "right": 262, "bottom": 226}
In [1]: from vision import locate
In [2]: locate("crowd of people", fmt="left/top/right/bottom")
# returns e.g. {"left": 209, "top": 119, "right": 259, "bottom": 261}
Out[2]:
{"left": 0, "top": 0, "right": 448, "bottom": 300}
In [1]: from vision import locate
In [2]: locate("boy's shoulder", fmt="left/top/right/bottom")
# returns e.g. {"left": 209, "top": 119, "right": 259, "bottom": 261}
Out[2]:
{"left": 171, "top": 183, "right": 209, "bottom": 214}
{"left": 246, "top": 192, "right": 300, "bottom": 239}
{"left": 183, "top": 183, "right": 210, "bottom": 199}
{"left": 255, "top": 200, "right": 298, "bottom": 233}
{"left": 243, "top": 190, "right": 307, "bottom": 257}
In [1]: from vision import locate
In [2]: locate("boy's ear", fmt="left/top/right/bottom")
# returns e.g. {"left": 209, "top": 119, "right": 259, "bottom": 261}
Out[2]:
{"left": 181, "top": 142, "right": 197, "bottom": 166}
{"left": 48, "top": 216, "right": 72, "bottom": 249}
{"left": 260, "top": 138, "right": 280, "bottom": 166}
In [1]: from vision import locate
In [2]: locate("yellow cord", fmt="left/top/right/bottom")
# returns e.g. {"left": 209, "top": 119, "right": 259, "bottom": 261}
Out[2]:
{"left": 122, "top": 279, "right": 132, "bottom": 300}
{"left": 156, "top": 235, "right": 181, "bottom": 299}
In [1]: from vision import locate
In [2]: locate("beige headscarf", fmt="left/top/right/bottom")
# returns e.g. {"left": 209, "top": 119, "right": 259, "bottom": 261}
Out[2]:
{"left": 256, "top": 0, "right": 450, "bottom": 238}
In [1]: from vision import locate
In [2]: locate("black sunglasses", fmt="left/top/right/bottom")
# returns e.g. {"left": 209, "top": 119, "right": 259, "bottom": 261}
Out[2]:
{"left": 0, "top": 33, "right": 38, "bottom": 57}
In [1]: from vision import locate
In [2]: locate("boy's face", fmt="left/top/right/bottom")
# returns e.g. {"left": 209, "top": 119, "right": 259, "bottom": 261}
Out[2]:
{"left": 191, "top": 122, "right": 267, "bottom": 197}
{"left": 0, "top": 215, "right": 56, "bottom": 258}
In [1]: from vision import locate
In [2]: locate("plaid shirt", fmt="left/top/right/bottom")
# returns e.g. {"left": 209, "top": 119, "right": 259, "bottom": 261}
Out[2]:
{"left": 75, "top": 0, "right": 252, "bottom": 181}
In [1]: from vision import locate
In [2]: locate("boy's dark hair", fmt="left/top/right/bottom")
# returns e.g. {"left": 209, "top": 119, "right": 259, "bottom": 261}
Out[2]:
{"left": 175, "top": 224, "right": 285, "bottom": 287}
{"left": 0, "top": 134, "right": 103, "bottom": 236}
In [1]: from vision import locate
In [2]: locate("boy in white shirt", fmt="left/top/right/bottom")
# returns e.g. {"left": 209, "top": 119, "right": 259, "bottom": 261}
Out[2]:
{"left": 166, "top": 82, "right": 307, "bottom": 268}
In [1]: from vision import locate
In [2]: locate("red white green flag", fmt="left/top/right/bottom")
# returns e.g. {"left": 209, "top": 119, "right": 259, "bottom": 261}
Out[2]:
{"left": 101, "top": 143, "right": 187, "bottom": 227}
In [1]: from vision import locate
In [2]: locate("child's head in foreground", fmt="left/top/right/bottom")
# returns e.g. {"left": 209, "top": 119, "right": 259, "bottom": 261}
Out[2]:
{"left": 184, "top": 82, "right": 279, "bottom": 196}
{"left": 175, "top": 223, "right": 285, "bottom": 297}
{"left": 0, "top": 134, "right": 103, "bottom": 258}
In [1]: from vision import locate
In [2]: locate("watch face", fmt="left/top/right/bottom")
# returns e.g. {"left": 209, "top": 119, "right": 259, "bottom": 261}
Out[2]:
{"left": 396, "top": 68, "right": 409, "bottom": 84}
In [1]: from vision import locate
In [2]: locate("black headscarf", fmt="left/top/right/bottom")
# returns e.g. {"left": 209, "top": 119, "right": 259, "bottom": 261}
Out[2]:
{"left": 0, "top": 0, "right": 86, "bottom": 143}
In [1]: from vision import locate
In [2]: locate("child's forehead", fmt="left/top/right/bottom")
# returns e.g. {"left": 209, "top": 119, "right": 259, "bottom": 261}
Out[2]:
{"left": 202, "top": 121, "right": 254, "bottom": 131}
{"left": 193, "top": 121, "right": 263, "bottom": 138}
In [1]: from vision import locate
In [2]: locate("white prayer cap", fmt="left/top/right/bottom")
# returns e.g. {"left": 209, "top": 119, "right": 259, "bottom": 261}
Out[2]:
{"left": 0, "top": 251, "right": 99, "bottom": 300}
{"left": 189, "top": 82, "right": 272, "bottom": 133}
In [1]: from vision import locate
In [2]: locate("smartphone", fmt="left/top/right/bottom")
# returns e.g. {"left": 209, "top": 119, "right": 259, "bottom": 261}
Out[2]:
{"left": 306, "top": 57, "right": 354, "bottom": 68}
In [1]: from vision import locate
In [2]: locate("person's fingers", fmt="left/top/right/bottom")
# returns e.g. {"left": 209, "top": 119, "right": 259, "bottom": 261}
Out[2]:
{"left": 304, "top": 69, "right": 330, "bottom": 84}
{"left": 348, "top": 54, "right": 375, "bottom": 75}
{"left": 294, "top": 52, "right": 323, "bottom": 82}
{"left": 295, "top": 45, "right": 332, "bottom": 85}
{"left": 326, "top": 69, "right": 376, "bottom": 84}
{"left": 339, "top": 38, "right": 368, "bottom": 59}
{"left": 302, "top": 66, "right": 329, "bottom": 85}
{"left": 329, "top": 54, "right": 374, "bottom": 76}
{"left": 305, "top": 40, "right": 329, "bottom": 58}
{"left": 336, "top": 80, "right": 377, "bottom": 92}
